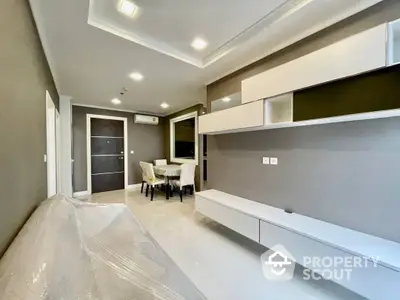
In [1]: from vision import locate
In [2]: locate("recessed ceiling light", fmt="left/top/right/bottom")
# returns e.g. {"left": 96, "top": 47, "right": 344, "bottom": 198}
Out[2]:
{"left": 129, "top": 72, "right": 144, "bottom": 81}
{"left": 118, "top": 0, "right": 138, "bottom": 17}
{"left": 160, "top": 102, "right": 169, "bottom": 109}
{"left": 222, "top": 97, "right": 231, "bottom": 102}
{"left": 191, "top": 38, "right": 208, "bottom": 51}
{"left": 111, "top": 98, "right": 121, "bottom": 105}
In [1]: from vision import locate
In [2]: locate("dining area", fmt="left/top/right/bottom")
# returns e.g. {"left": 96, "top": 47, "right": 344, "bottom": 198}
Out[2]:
{"left": 139, "top": 159, "right": 196, "bottom": 202}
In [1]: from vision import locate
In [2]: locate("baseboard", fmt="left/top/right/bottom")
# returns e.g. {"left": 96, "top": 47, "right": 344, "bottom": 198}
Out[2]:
{"left": 126, "top": 183, "right": 142, "bottom": 191}
{"left": 72, "top": 185, "right": 141, "bottom": 197}
{"left": 73, "top": 190, "right": 89, "bottom": 197}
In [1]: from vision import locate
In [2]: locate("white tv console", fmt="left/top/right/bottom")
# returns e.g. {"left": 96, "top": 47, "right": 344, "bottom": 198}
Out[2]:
{"left": 195, "top": 190, "right": 400, "bottom": 300}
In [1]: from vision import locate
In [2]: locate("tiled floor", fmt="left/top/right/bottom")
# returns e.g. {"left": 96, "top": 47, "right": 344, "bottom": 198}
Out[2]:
{"left": 81, "top": 189, "right": 364, "bottom": 300}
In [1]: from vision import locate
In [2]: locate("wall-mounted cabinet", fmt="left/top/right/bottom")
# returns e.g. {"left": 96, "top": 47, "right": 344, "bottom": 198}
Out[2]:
{"left": 241, "top": 24, "right": 388, "bottom": 104}
{"left": 199, "top": 100, "right": 264, "bottom": 134}
{"left": 201, "top": 63, "right": 400, "bottom": 135}
{"left": 199, "top": 94, "right": 293, "bottom": 135}
{"left": 202, "top": 19, "right": 400, "bottom": 136}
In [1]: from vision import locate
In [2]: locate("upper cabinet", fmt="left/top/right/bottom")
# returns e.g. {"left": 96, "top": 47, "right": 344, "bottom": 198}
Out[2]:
{"left": 241, "top": 24, "right": 388, "bottom": 104}
{"left": 199, "top": 94, "right": 293, "bottom": 135}
{"left": 199, "top": 100, "right": 264, "bottom": 135}
{"left": 200, "top": 20, "right": 400, "bottom": 135}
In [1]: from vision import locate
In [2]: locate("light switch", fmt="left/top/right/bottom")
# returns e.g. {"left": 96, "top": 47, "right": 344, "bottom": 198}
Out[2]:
{"left": 270, "top": 157, "right": 278, "bottom": 165}
{"left": 263, "top": 157, "right": 270, "bottom": 165}
{"left": 130, "top": 150, "right": 134, "bottom": 154}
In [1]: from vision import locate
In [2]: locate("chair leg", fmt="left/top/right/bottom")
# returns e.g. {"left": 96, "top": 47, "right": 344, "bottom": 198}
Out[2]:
{"left": 180, "top": 189, "right": 183, "bottom": 202}
{"left": 145, "top": 184, "right": 149, "bottom": 197}
{"left": 141, "top": 181, "right": 144, "bottom": 193}
{"left": 190, "top": 185, "right": 194, "bottom": 195}
{"left": 151, "top": 186, "right": 155, "bottom": 201}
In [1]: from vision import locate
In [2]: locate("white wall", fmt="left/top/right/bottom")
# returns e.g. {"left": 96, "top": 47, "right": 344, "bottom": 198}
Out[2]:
{"left": 60, "top": 96, "right": 73, "bottom": 196}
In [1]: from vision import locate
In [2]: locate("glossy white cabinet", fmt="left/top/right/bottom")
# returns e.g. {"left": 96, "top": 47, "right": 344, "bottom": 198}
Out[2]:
{"left": 259, "top": 220, "right": 400, "bottom": 300}
{"left": 196, "top": 195, "right": 259, "bottom": 242}
{"left": 199, "top": 94, "right": 293, "bottom": 135}
{"left": 242, "top": 24, "right": 388, "bottom": 104}
{"left": 198, "top": 100, "right": 264, "bottom": 134}
{"left": 196, "top": 190, "right": 400, "bottom": 300}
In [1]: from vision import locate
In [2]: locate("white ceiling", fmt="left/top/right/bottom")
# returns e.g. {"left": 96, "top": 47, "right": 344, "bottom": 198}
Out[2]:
{"left": 29, "top": 0, "right": 383, "bottom": 115}
{"left": 88, "top": 0, "right": 287, "bottom": 67}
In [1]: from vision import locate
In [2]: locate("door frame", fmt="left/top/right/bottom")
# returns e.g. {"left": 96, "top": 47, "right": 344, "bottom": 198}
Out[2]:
{"left": 56, "top": 109, "right": 62, "bottom": 193}
{"left": 46, "top": 91, "right": 57, "bottom": 197}
{"left": 86, "top": 114, "right": 128, "bottom": 194}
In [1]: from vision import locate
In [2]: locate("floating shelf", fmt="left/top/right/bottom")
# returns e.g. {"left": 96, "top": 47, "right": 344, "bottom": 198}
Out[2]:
{"left": 200, "top": 19, "right": 400, "bottom": 136}
{"left": 200, "top": 106, "right": 400, "bottom": 135}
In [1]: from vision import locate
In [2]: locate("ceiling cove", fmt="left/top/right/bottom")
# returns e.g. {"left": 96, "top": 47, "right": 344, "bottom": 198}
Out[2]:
{"left": 87, "top": 0, "right": 326, "bottom": 68}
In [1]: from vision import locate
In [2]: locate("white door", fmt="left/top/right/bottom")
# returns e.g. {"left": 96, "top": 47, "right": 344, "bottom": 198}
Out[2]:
{"left": 46, "top": 91, "right": 57, "bottom": 197}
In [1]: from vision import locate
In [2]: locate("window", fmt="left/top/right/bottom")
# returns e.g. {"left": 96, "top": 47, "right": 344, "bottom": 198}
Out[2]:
{"left": 170, "top": 111, "right": 198, "bottom": 164}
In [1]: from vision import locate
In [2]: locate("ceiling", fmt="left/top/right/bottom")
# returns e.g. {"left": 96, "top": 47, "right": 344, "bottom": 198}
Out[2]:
{"left": 29, "top": 0, "right": 383, "bottom": 115}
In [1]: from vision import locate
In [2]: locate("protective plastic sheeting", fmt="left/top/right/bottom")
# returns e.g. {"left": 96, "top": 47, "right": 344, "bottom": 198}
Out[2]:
{"left": 0, "top": 195, "right": 207, "bottom": 300}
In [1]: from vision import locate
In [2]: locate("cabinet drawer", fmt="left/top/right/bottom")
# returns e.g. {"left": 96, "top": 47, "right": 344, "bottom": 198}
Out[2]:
{"left": 260, "top": 220, "right": 399, "bottom": 300}
{"left": 196, "top": 196, "right": 259, "bottom": 242}
{"left": 199, "top": 100, "right": 264, "bottom": 134}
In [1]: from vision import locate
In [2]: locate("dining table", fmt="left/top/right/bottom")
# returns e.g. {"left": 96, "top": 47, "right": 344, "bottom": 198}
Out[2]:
{"left": 153, "top": 164, "right": 181, "bottom": 200}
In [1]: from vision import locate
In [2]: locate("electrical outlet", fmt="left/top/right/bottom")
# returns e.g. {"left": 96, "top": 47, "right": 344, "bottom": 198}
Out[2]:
{"left": 263, "top": 157, "right": 270, "bottom": 165}
{"left": 270, "top": 157, "right": 278, "bottom": 165}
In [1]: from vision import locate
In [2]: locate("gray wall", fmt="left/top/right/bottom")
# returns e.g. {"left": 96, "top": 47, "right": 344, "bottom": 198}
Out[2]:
{"left": 72, "top": 106, "right": 165, "bottom": 192}
{"left": 0, "top": 0, "right": 59, "bottom": 256}
{"left": 206, "top": 0, "right": 400, "bottom": 243}
{"left": 208, "top": 118, "right": 400, "bottom": 243}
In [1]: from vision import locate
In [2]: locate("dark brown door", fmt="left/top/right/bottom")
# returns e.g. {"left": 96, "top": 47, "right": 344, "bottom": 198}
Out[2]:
{"left": 90, "top": 118, "right": 124, "bottom": 193}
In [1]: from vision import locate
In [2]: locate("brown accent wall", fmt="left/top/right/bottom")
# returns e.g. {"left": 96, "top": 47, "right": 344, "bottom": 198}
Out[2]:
{"left": 0, "top": 0, "right": 59, "bottom": 256}
{"left": 207, "top": 0, "right": 400, "bottom": 107}
{"left": 164, "top": 104, "right": 206, "bottom": 190}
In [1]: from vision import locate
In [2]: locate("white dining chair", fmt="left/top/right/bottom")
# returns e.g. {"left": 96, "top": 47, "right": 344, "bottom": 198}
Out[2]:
{"left": 139, "top": 161, "right": 147, "bottom": 194}
{"left": 154, "top": 159, "right": 167, "bottom": 166}
{"left": 142, "top": 162, "right": 165, "bottom": 201}
{"left": 171, "top": 164, "right": 196, "bottom": 202}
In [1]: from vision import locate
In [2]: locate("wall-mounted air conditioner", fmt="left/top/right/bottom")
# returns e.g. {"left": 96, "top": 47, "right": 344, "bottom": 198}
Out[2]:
{"left": 134, "top": 114, "right": 159, "bottom": 125}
